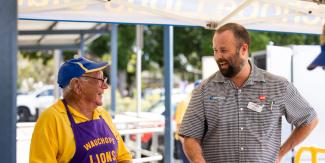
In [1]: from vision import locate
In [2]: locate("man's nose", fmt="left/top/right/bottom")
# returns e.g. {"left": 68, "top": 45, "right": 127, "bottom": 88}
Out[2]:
{"left": 101, "top": 82, "right": 109, "bottom": 89}
{"left": 214, "top": 52, "right": 224, "bottom": 60}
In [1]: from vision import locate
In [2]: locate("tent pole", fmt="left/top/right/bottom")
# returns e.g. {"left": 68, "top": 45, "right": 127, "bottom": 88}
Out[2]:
{"left": 110, "top": 24, "right": 118, "bottom": 115}
{"left": 0, "top": 0, "right": 17, "bottom": 162}
{"left": 164, "top": 25, "right": 174, "bottom": 163}
{"left": 218, "top": 0, "right": 255, "bottom": 27}
{"left": 135, "top": 24, "right": 144, "bottom": 159}
{"left": 54, "top": 49, "right": 62, "bottom": 99}
{"left": 79, "top": 33, "right": 85, "bottom": 57}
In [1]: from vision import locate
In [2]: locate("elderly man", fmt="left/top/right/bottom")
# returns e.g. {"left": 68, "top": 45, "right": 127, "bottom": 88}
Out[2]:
{"left": 30, "top": 57, "right": 132, "bottom": 163}
{"left": 179, "top": 23, "right": 318, "bottom": 163}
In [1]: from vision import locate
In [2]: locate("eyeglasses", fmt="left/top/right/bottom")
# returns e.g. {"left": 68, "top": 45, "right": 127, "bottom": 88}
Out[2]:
{"left": 81, "top": 76, "right": 108, "bottom": 87}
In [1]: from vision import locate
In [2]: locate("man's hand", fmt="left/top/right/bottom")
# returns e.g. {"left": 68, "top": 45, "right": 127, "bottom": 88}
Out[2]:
{"left": 183, "top": 137, "right": 206, "bottom": 163}
{"left": 277, "top": 118, "right": 318, "bottom": 163}
{"left": 275, "top": 155, "right": 282, "bottom": 163}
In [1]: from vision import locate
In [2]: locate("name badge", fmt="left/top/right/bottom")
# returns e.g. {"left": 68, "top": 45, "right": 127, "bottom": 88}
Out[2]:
{"left": 247, "top": 102, "right": 263, "bottom": 113}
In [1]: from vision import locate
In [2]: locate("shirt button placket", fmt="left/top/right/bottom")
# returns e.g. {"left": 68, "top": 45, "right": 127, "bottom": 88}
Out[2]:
{"left": 238, "top": 89, "right": 244, "bottom": 162}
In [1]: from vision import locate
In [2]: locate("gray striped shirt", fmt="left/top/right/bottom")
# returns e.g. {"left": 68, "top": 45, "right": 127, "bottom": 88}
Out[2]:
{"left": 179, "top": 63, "right": 317, "bottom": 163}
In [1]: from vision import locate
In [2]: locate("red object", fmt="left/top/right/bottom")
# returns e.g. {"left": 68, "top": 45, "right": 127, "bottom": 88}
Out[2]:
{"left": 259, "top": 95, "right": 266, "bottom": 101}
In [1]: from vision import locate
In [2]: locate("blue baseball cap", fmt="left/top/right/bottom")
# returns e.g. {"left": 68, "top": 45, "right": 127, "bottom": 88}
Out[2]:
{"left": 307, "top": 44, "right": 325, "bottom": 70}
{"left": 58, "top": 57, "right": 108, "bottom": 88}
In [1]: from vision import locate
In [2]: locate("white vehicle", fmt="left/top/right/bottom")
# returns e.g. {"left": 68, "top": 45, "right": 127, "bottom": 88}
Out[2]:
{"left": 17, "top": 85, "right": 55, "bottom": 122}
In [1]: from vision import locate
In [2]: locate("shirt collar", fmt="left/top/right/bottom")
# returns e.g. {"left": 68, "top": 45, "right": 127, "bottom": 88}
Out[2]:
{"left": 246, "top": 61, "right": 265, "bottom": 85}
{"left": 57, "top": 99, "right": 103, "bottom": 120}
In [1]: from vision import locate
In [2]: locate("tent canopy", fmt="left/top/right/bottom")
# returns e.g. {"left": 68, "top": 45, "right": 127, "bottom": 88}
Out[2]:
{"left": 18, "top": 0, "right": 325, "bottom": 34}
{"left": 12, "top": 1, "right": 325, "bottom": 163}
{"left": 18, "top": 20, "right": 109, "bottom": 50}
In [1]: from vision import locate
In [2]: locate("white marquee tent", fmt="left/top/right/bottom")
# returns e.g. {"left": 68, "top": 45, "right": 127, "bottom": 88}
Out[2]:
{"left": 1, "top": 0, "right": 325, "bottom": 163}
{"left": 19, "top": 0, "right": 325, "bottom": 34}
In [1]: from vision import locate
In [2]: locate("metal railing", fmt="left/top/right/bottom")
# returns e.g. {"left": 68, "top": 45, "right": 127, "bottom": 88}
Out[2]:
{"left": 17, "top": 115, "right": 166, "bottom": 163}
{"left": 295, "top": 146, "right": 325, "bottom": 163}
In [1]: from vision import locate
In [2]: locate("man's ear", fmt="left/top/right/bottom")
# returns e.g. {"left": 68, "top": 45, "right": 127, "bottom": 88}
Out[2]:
{"left": 240, "top": 43, "right": 249, "bottom": 57}
{"left": 70, "top": 78, "right": 82, "bottom": 95}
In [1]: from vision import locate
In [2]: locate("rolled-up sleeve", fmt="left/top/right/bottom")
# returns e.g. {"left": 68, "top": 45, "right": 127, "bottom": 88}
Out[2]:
{"left": 283, "top": 81, "right": 317, "bottom": 128}
{"left": 179, "top": 87, "right": 206, "bottom": 140}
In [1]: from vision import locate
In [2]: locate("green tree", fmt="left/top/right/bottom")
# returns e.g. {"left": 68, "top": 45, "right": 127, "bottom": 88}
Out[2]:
{"left": 19, "top": 24, "right": 320, "bottom": 95}
{"left": 143, "top": 26, "right": 213, "bottom": 81}
{"left": 88, "top": 25, "right": 135, "bottom": 71}
{"left": 17, "top": 53, "right": 56, "bottom": 91}
{"left": 249, "top": 31, "right": 319, "bottom": 53}
{"left": 88, "top": 25, "right": 136, "bottom": 96}
{"left": 20, "top": 50, "right": 76, "bottom": 65}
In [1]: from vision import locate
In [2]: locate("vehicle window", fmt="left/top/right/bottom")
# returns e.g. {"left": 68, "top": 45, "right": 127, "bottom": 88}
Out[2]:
{"left": 37, "top": 89, "right": 54, "bottom": 97}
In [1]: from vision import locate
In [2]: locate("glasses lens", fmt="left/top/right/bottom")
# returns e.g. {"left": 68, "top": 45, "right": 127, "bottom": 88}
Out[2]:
{"left": 82, "top": 76, "right": 108, "bottom": 87}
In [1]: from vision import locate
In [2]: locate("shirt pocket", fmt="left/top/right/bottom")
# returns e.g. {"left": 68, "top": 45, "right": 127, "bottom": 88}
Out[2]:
{"left": 203, "top": 95, "right": 226, "bottom": 133}
{"left": 245, "top": 99, "right": 281, "bottom": 144}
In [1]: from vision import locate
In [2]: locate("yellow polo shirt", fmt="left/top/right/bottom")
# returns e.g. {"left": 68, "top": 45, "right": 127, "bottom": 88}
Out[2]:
{"left": 30, "top": 100, "right": 132, "bottom": 163}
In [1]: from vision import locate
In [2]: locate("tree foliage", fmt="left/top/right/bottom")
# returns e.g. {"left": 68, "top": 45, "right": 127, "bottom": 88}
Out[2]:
{"left": 17, "top": 54, "right": 55, "bottom": 90}
{"left": 142, "top": 26, "right": 213, "bottom": 81}
{"left": 249, "top": 31, "right": 319, "bottom": 53}
{"left": 174, "top": 26, "right": 213, "bottom": 80}
{"left": 88, "top": 25, "right": 135, "bottom": 71}
{"left": 20, "top": 51, "right": 53, "bottom": 65}
{"left": 143, "top": 26, "right": 163, "bottom": 70}
{"left": 19, "top": 24, "right": 320, "bottom": 93}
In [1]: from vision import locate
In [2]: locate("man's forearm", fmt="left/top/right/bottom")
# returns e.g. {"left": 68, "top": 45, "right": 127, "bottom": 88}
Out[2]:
{"left": 183, "top": 137, "right": 206, "bottom": 163}
{"left": 278, "top": 118, "right": 319, "bottom": 159}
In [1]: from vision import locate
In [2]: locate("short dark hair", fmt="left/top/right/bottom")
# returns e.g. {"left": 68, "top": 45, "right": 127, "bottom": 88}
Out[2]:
{"left": 215, "top": 23, "right": 250, "bottom": 49}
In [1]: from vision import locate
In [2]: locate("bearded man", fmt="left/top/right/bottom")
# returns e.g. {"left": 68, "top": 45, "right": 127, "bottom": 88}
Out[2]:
{"left": 179, "top": 23, "right": 318, "bottom": 163}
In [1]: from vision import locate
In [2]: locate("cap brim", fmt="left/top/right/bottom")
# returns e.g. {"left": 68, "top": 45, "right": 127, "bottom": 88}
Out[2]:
{"left": 74, "top": 61, "right": 108, "bottom": 73}
{"left": 86, "top": 62, "right": 108, "bottom": 73}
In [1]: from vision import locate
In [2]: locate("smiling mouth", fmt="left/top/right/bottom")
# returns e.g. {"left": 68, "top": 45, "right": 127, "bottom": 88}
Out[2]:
{"left": 218, "top": 61, "right": 228, "bottom": 67}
